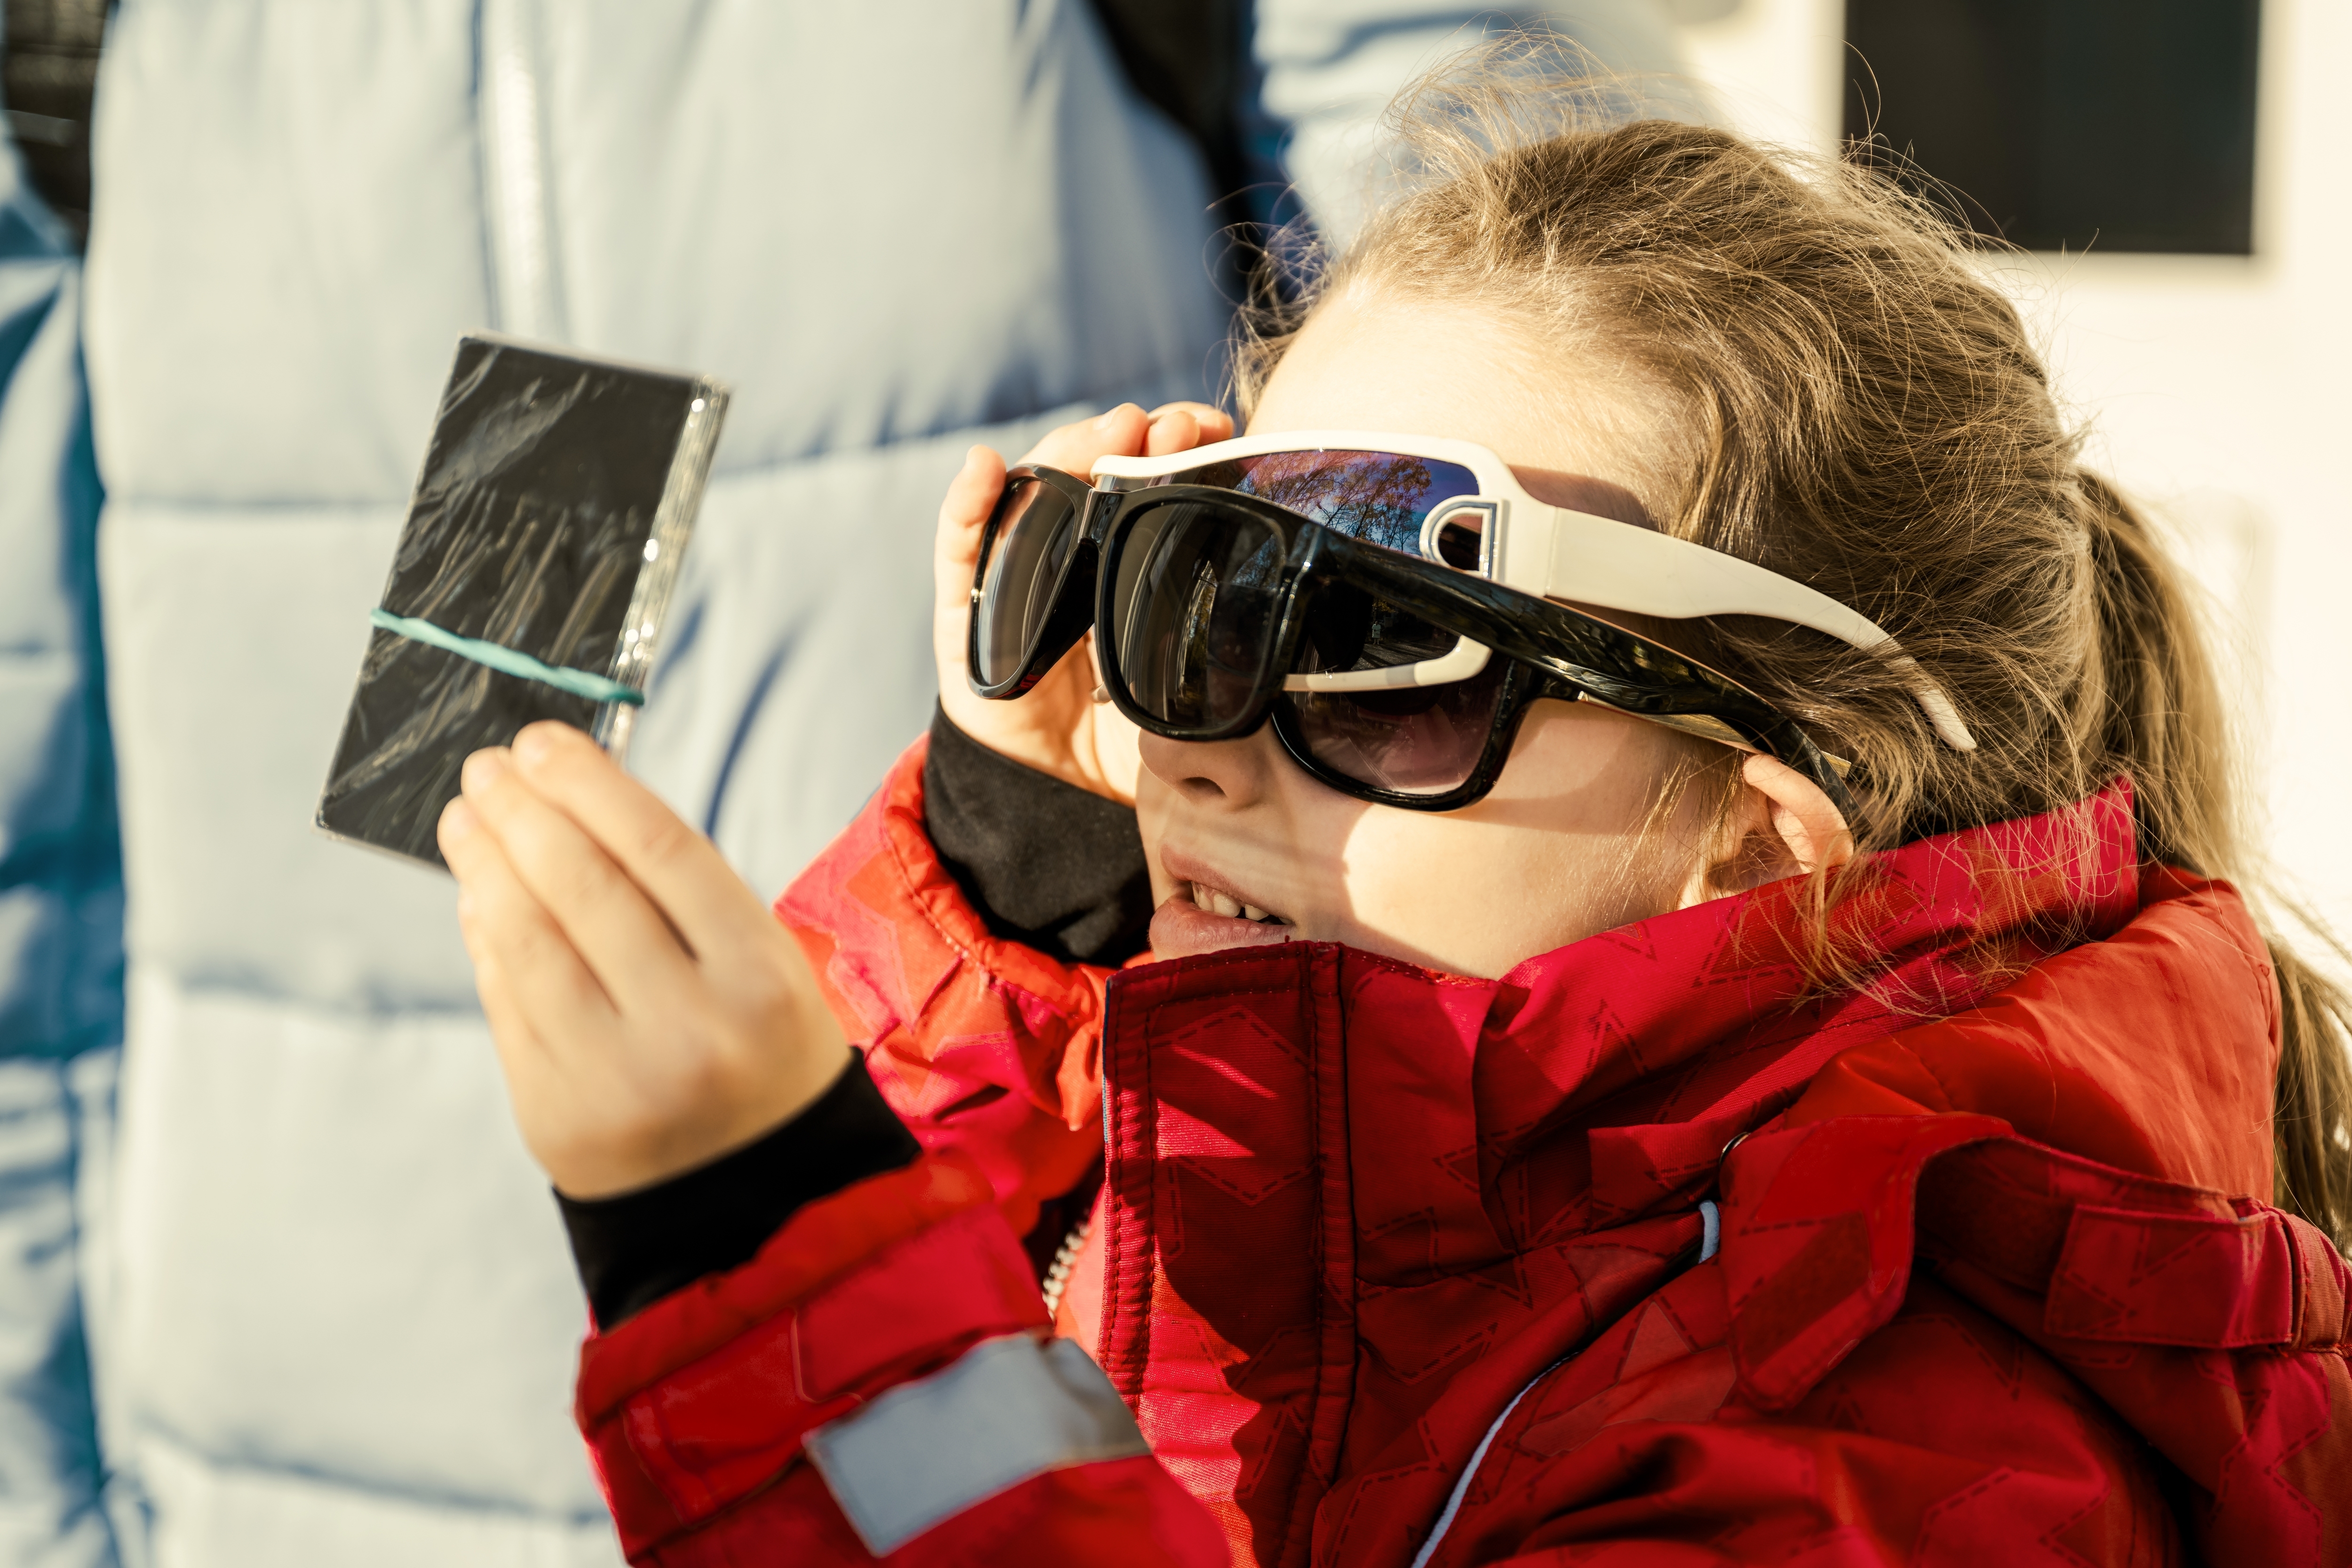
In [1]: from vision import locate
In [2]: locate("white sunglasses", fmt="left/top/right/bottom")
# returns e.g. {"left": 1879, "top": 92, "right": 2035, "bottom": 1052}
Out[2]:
{"left": 1092, "top": 429, "right": 1976, "bottom": 752}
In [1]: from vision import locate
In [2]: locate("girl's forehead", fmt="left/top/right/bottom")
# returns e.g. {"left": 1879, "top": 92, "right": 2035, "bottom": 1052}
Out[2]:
{"left": 1247, "top": 293, "right": 1667, "bottom": 519}
{"left": 1249, "top": 294, "right": 1530, "bottom": 431}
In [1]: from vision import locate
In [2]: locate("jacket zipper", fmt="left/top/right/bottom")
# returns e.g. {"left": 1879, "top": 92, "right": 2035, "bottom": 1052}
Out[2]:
{"left": 478, "top": 0, "right": 567, "bottom": 341}
{"left": 1410, "top": 1200, "right": 1722, "bottom": 1568}
{"left": 1041, "top": 1218, "right": 1092, "bottom": 1316}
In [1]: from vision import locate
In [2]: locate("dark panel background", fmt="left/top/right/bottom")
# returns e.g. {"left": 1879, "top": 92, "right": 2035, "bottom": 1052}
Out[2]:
{"left": 1844, "top": 0, "right": 2261, "bottom": 254}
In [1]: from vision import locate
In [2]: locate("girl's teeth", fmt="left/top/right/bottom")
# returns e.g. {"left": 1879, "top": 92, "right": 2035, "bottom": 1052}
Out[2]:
{"left": 1187, "top": 881, "right": 1279, "bottom": 924}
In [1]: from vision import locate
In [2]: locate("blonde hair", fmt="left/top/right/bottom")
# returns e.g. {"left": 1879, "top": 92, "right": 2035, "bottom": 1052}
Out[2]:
{"left": 1235, "top": 42, "right": 2352, "bottom": 1244}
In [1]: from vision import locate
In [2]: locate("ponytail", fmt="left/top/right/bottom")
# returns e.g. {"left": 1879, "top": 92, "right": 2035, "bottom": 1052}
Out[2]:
{"left": 2079, "top": 473, "right": 2229, "bottom": 874}
{"left": 2273, "top": 940, "right": 2352, "bottom": 1246}
{"left": 2082, "top": 472, "right": 2352, "bottom": 1247}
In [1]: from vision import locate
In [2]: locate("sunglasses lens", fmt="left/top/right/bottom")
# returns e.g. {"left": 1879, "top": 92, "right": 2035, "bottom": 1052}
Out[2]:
{"left": 1110, "top": 499, "right": 1286, "bottom": 731}
{"left": 1282, "top": 653, "right": 1513, "bottom": 797}
{"left": 974, "top": 476, "right": 1084, "bottom": 688}
{"left": 1282, "top": 575, "right": 1505, "bottom": 796}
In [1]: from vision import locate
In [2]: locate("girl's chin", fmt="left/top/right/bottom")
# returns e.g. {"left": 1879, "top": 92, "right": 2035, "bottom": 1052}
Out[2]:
{"left": 1148, "top": 893, "right": 1301, "bottom": 959}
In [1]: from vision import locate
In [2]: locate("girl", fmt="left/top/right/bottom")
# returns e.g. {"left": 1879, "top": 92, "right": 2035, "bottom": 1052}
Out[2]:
{"left": 437, "top": 58, "right": 2352, "bottom": 1567}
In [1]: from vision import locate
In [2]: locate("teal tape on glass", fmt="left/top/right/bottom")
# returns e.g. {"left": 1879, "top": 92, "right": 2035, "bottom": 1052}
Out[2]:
{"left": 368, "top": 608, "right": 645, "bottom": 706}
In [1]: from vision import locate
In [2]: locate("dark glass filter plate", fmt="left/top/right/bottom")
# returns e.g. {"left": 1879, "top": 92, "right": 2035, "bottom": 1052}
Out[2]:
{"left": 317, "top": 334, "right": 726, "bottom": 869}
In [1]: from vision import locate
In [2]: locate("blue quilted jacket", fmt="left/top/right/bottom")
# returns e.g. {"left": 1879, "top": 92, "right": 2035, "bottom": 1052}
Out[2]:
{"left": 0, "top": 4, "right": 1687, "bottom": 1563}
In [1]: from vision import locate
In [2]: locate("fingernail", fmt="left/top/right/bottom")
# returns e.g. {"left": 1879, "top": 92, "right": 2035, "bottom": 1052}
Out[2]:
{"left": 441, "top": 798, "right": 476, "bottom": 840}
{"left": 513, "top": 724, "right": 555, "bottom": 767}
{"left": 462, "top": 748, "right": 510, "bottom": 791}
{"left": 1094, "top": 409, "right": 1120, "bottom": 429}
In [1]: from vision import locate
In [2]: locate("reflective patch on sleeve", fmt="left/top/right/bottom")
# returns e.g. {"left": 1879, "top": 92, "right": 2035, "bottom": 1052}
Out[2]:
{"left": 803, "top": 1333, "right": 1151, "bottom": 1555}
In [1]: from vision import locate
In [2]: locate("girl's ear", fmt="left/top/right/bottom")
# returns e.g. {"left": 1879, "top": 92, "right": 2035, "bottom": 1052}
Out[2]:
{"left": 1741, "top": 752, "right": 1852, "bottom": 875}
{"left": 1679, "top": 751, "right": 1855, "bottom": 910}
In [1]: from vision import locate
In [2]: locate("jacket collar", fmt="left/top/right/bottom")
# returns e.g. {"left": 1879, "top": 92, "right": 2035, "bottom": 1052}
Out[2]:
{"left": 1093, "top": 783, "right": 2141, "bottom": 1566}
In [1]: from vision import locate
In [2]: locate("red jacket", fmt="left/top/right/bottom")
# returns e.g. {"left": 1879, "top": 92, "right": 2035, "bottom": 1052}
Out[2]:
{"left": 573, "top": 741, "right": 2352, "bottom": 1566}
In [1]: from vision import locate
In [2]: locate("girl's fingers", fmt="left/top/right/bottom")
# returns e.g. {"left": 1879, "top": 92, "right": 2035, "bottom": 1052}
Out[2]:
{"left": 1023, "top": 404, "right": 1150, "bottom": 475}
{"left": 498, "top": 724, "right": 780, "bottom": 973}
{"left": 441, "top": 792, "right": 624, "bottom": 1045}
{"left": 461, "top": 913, "right": 561, "bottom": 1091}
{"left": 1147, "top": 400, "right": 1233, "bottom": 433}
{"left": 1144, "top": 406, "right": 1199, "bottom": 456}
{"left": 1014, "top": 400, "right": 1232, "bottom": 485}
{"left": 1143, "top": 402, "right": 1235, "bottom": 457}
{"left": 457, "top": 746, "right": 702, "bottom": 1008}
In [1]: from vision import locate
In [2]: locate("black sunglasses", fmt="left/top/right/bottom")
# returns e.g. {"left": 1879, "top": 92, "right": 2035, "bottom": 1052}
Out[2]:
{"left": 970, "top": 466, "right": 1857, "bottom": 819}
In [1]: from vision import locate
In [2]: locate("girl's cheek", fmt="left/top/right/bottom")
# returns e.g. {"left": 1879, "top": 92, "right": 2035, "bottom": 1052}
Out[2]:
{"left": 1133, "top": 773, "right": 1177, "bottom": 908}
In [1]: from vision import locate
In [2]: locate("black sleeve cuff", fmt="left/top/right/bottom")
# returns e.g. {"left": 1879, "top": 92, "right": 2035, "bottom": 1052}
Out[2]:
{"left": 556, "top": 1057, "right": 922, "bottom": 1328}
{"left": 922, "top": 704, "right": 1154, "bottom": 966}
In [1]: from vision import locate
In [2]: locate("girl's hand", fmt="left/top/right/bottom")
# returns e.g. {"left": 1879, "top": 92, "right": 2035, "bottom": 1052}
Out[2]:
{"left": 934, "top": 401, "right": 1234, "bottom": 804}
{"left": 437, "top": 721, "right": 850, "bottom": 1199}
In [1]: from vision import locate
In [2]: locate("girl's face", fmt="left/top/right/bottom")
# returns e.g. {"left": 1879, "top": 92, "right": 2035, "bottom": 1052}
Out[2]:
{"left": 1136, "top": 292, "right": 1725, "bottom": 977}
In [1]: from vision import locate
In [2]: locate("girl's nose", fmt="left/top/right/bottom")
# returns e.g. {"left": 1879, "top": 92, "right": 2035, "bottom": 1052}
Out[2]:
{"left": 1136, "top": 727, "right": 1279, "bottom": 810}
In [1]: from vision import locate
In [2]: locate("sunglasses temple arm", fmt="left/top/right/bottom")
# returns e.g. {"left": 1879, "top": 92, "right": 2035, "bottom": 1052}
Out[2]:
{"left": 1531, "top": 506, "right": 1976, "bottom": 753}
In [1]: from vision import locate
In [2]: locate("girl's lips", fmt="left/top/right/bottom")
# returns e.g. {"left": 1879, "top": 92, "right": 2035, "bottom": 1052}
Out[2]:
{"left": 1150, "top": 889, "right": 1298, "bottom": 959}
